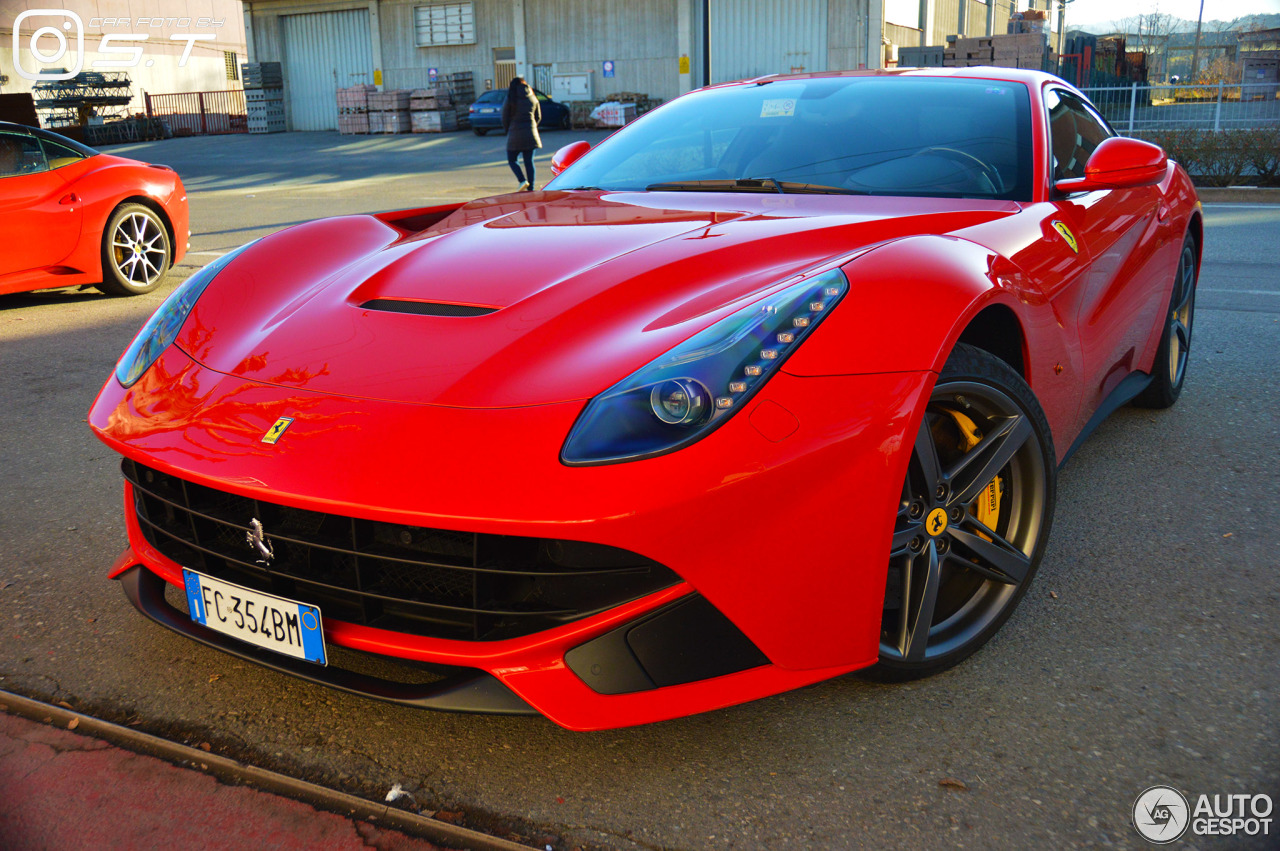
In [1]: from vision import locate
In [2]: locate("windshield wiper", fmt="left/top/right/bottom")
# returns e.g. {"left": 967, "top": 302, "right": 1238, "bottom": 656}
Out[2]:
{"left": 645, "top": 178, "right": 868, "bottom": 196}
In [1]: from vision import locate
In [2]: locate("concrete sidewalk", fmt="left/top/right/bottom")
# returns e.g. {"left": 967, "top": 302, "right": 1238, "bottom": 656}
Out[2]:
{"left": 0, "top": 693, "right": 540, "bottom": 851}
{"left": 0, "top": 708, "right": 443, "bottom": 851}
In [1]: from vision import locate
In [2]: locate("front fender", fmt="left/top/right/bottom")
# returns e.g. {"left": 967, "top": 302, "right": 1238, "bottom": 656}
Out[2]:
{"left": 784, "top": 234, "right": 1024, "bottom": 378}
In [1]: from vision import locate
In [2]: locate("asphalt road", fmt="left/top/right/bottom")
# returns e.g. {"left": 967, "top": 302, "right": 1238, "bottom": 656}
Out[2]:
{"left": 1, "top": 131, "right": 1277, "bottom": 850}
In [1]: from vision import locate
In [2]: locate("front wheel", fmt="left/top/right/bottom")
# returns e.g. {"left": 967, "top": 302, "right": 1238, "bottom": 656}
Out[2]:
{"left": 865, "top": 343, "right": 1056, "bottom": 681}
{"left": 1133, "top": 232, "right": 1197, "bottom": 409}
{"left": 97, "top": 203, "right": 171, "bottom": 296}
{"left": 473, "top": 128, "right": 489, "bottom": 136}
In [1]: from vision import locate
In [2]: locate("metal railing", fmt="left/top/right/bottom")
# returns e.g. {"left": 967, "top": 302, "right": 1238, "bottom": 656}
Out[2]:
{"left": 1080, "top": 82, "right": 1280, "bottom": 134}
{"left": 144, "top": 90, "right": 247, "bottom": 136}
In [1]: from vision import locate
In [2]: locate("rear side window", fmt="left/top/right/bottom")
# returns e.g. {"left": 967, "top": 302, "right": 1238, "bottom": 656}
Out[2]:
{"left": 476, "top": 91, "right": 504, "bottom": 104}
{"left": 40, "top": 137, "right": 90, "bottom": 169}
{"left": 0, "top": 133, "right": 47, "bottom": 177}
{"left": 1046, "top": 89, "right": 1113, "bottom": 180}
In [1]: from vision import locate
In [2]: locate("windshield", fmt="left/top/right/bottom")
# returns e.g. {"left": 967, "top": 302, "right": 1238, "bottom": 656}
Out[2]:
{"left": 548, "top": 76, "right": 1033, "bottom": 200}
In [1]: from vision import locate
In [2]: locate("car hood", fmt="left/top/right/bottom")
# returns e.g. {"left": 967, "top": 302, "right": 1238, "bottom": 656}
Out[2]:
{"left": 178, "top": 190, "right": 1019, "bottom": 408}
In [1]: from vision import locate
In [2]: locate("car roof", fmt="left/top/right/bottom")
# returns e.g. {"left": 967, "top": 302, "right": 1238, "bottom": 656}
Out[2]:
{"left": 706, "top": 66, "right": 1071, "bottom": 96}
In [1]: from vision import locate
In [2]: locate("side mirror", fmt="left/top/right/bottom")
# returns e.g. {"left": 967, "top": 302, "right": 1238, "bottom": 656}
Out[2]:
{"left": 1055, "top": 136, "right": 1168, "bottom": 194}
{"left": 550, "top": 141, "right": 591, "bottom": 177}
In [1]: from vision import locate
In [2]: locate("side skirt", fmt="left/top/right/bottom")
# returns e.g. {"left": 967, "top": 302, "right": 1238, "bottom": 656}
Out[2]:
{"left": 1058, "top": 371, "right": 1154, "bottom": 469}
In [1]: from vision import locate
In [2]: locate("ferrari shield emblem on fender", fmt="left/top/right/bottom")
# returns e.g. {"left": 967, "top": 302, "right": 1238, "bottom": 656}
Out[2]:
{"left": 1051, "top": 220, "right": 1079, "bottom": 254}
{"left": 261, "top": 416, "right": 294, "bottom": 444}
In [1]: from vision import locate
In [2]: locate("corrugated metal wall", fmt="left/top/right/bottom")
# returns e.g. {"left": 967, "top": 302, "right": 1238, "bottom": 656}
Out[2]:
{"left": 379, "top": 0, "right": 514, "bottom": 92}
{"left": 710, "top": 0, "right": 828, "bottom": 83}
{"left": 525, "top": 0, "right": 679, "bottom": 100}
{"left": 280, "top": 9, "right": 373, "bottom": 131}
{"left": 828, "top": 0, "right": 876, "bottom": 72}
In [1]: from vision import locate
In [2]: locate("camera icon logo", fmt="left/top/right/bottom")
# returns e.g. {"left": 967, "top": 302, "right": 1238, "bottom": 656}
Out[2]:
{"left": 13, "top": 9, "right": 85, "bottom": 81}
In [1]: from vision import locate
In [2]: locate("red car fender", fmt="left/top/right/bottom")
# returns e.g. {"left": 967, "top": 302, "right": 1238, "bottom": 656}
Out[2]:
{"left": 59, "top": 158, "right": 187, "bottom": 279}
{"left": 784, "top": 233, "right": 1024, "bottom": 377}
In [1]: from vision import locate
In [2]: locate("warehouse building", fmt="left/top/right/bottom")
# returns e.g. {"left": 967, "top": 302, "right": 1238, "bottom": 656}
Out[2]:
{"left": 243, "top": 0, "right": 894, "bottom": 131}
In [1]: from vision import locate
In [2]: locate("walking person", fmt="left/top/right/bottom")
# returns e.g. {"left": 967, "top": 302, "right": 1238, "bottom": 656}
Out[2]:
{"left": 502, "top": 76, "right": 541, "bottom": 190}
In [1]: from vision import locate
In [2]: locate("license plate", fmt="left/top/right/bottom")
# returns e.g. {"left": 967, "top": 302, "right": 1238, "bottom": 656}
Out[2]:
{"left": 183, "top": 569, "right": 327, "bottom": 665}
{"left": 480, "top": 107, "right": 496, "bottom": 113}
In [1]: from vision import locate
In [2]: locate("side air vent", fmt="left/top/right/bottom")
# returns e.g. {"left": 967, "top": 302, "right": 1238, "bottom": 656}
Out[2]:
{"left": 361, "top": 299, "right": 497, "bottom": 317}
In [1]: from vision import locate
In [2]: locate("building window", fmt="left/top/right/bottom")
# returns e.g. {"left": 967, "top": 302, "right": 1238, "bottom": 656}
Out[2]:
{"left": 225, "top": 52, "right": 239, "bottom": 81}
{"left": 414, "top": 3, "right": 476, "bottom": 47}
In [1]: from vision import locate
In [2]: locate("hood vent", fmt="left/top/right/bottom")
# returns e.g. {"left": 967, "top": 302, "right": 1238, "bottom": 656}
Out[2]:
{"left": 361, "top": 299, "right": 497, "bottom": 317}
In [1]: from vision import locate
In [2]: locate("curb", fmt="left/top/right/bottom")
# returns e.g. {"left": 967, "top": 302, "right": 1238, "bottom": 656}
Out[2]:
{"left": 0, "top": 689, "right": 536, "bottom": 851}
{"left": 1195, "top": 187, "right": 1280, "bottom": 203}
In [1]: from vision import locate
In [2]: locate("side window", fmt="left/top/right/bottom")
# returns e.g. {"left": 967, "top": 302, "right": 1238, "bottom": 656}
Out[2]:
{"left": 40, "top": 137, "right": 88, "bottom": 170}
{"left": 1045, "top": 89, "right": 1113, "bottom": 180}
{"left": 0, "top": 134, "right": 49, "bottom": 178}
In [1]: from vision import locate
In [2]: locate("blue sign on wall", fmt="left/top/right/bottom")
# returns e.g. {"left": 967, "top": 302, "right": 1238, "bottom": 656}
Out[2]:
{"left": 602, "top": 60, "right": 615, "bottom": 78}
{"left": 428, "top": 67, "right": 438, "bottom": 82}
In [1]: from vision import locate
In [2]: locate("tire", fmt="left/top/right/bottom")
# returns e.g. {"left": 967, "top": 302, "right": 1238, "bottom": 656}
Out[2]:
{"left": 473, "top": 128, "right": 489, "bottom": 136}
{"left": 97, "top": 203, "right": 171, "bottom": 296}
{"left": 864, "top": 343, "right": 1056, "bottom": 682}
{"left": 1132, "top": 232, "right": 1197, "bottom": 409}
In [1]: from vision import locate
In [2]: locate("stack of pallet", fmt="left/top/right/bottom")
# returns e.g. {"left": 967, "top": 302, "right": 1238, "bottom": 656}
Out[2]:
{"left": 337, "top": 84, "right": 376, "bottom": 134}
{"left": 368, "top": 89, "right": 411, "bottom": 134}
{"left": 944, "top": 36, "right": 993, "bottom": 67}
{"left": 446, "top": 72, "right": 474, "bottom": 129}
{"left": 241, "top": 62, "right": 284, "bottom": 134}
{"left": 409, "top": 88, "right": 457, "bottom": 133}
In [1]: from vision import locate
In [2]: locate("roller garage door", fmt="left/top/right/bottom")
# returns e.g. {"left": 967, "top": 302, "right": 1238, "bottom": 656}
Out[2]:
{"left": 710, "top": 0, "right": 828, "bottom": 83}
{"left": 281, "top": 10, "right": 374, "bottom": 131}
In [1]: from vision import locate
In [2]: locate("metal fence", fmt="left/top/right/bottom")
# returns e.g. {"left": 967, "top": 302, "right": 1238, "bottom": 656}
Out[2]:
{"left": 144, "top": 90, "right": 247, "bottom": 136}
{"left": 1080, "top": 82, "right": 1280, "bottom": 134}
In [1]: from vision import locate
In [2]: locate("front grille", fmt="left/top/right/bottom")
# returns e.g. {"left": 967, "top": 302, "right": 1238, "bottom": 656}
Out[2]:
{"left": 124, "top": 459, "right": 680, "bottom": 641}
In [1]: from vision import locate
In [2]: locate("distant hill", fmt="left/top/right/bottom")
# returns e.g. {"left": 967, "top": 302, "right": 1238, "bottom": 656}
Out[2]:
{"left": 1076, "top": 12, "right": 1280, "bottom": 35}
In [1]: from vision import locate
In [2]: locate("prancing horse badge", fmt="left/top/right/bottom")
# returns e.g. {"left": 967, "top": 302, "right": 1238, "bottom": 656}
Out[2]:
{"left": 262, "top": 416, "right": 294, "bottom": 444}
{"left": 1051, "top": 220, "right": 1079, "bottom": 254}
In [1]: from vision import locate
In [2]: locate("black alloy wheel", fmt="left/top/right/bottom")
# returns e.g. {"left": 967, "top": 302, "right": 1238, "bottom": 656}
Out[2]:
{"left": 1133, "top": 232, "right": 1197, "bottom": 409}
{"left": 867, "top": 344, "right": 1056, "bottom": 681}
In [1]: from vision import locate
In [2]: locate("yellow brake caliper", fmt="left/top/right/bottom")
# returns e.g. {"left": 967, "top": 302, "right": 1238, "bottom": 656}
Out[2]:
{"left": 946, "top": 409, "right": 1003, "bottom": 537}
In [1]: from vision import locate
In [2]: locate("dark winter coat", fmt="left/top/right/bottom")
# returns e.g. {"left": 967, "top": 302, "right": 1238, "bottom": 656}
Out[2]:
{"left": 502, "top": 86, "right": 542, "bottom": 152}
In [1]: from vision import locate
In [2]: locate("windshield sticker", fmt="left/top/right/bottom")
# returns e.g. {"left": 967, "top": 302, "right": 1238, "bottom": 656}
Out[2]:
{"left": 760, "top": 98, "right": 797, "bottom": 118}
{"left": 985, "top": 87, "right": 1009, "bottom": 96}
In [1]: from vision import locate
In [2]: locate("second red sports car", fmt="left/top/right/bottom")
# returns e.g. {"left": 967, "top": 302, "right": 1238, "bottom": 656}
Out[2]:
{"left": 0, "top": 121, "right": 188, "bottom": 297}
{"left": 89, "top": 69, "right": 1199, "bottom": 729}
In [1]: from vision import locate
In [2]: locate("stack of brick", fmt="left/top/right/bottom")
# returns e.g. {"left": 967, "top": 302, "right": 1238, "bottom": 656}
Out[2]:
{"left": 992, "top": 33, "right": 1050, "bottom": 70}
{"left": 944, "top": 37, "right": 994, "bottom": 67}
{"left": 337, "top": 84, "right": 376, "bottom": 135}
{"left": 409, "top": 87, "right": 457, "bottom": 133}
{"left": 367, "top": 90, "right": 412, "bottom": 134}
{"left": 944, "top": 34, "right": 1047, "bottom": 70}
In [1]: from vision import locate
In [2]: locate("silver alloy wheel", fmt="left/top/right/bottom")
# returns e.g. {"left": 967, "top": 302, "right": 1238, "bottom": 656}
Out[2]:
{"left": 111, "top": 211, "right": 168, "bottom": 287}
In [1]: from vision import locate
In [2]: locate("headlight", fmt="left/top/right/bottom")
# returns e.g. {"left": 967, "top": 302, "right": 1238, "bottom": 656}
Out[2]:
{"left": 114, "top": 242, "right": 255, "bottom": 387}
{"left": 561, "top": 269, "right": 849, "bottom": 465}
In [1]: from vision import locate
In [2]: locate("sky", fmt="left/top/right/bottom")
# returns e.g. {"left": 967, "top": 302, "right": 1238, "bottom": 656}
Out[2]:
{"left": 1063, "top": 0, "right": 1280, "bottom": 30}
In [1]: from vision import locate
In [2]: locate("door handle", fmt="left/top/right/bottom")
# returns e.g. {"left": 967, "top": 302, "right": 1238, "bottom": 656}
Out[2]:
{"left": 1157, "top": 203, "right": 1170, "bottom": 221}
{"left": 59, "top": 193, "right": 78, "bottom": 205}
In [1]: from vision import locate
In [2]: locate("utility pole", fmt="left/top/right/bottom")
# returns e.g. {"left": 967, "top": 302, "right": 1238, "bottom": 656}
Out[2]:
{"left": 1190, "top": 0, "right": 1205, "bottom": 81}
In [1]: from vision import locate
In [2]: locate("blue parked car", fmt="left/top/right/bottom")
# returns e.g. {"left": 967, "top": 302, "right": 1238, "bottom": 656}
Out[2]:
{"left": 468, "top": 87, "right": 572, "bottom": 136}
